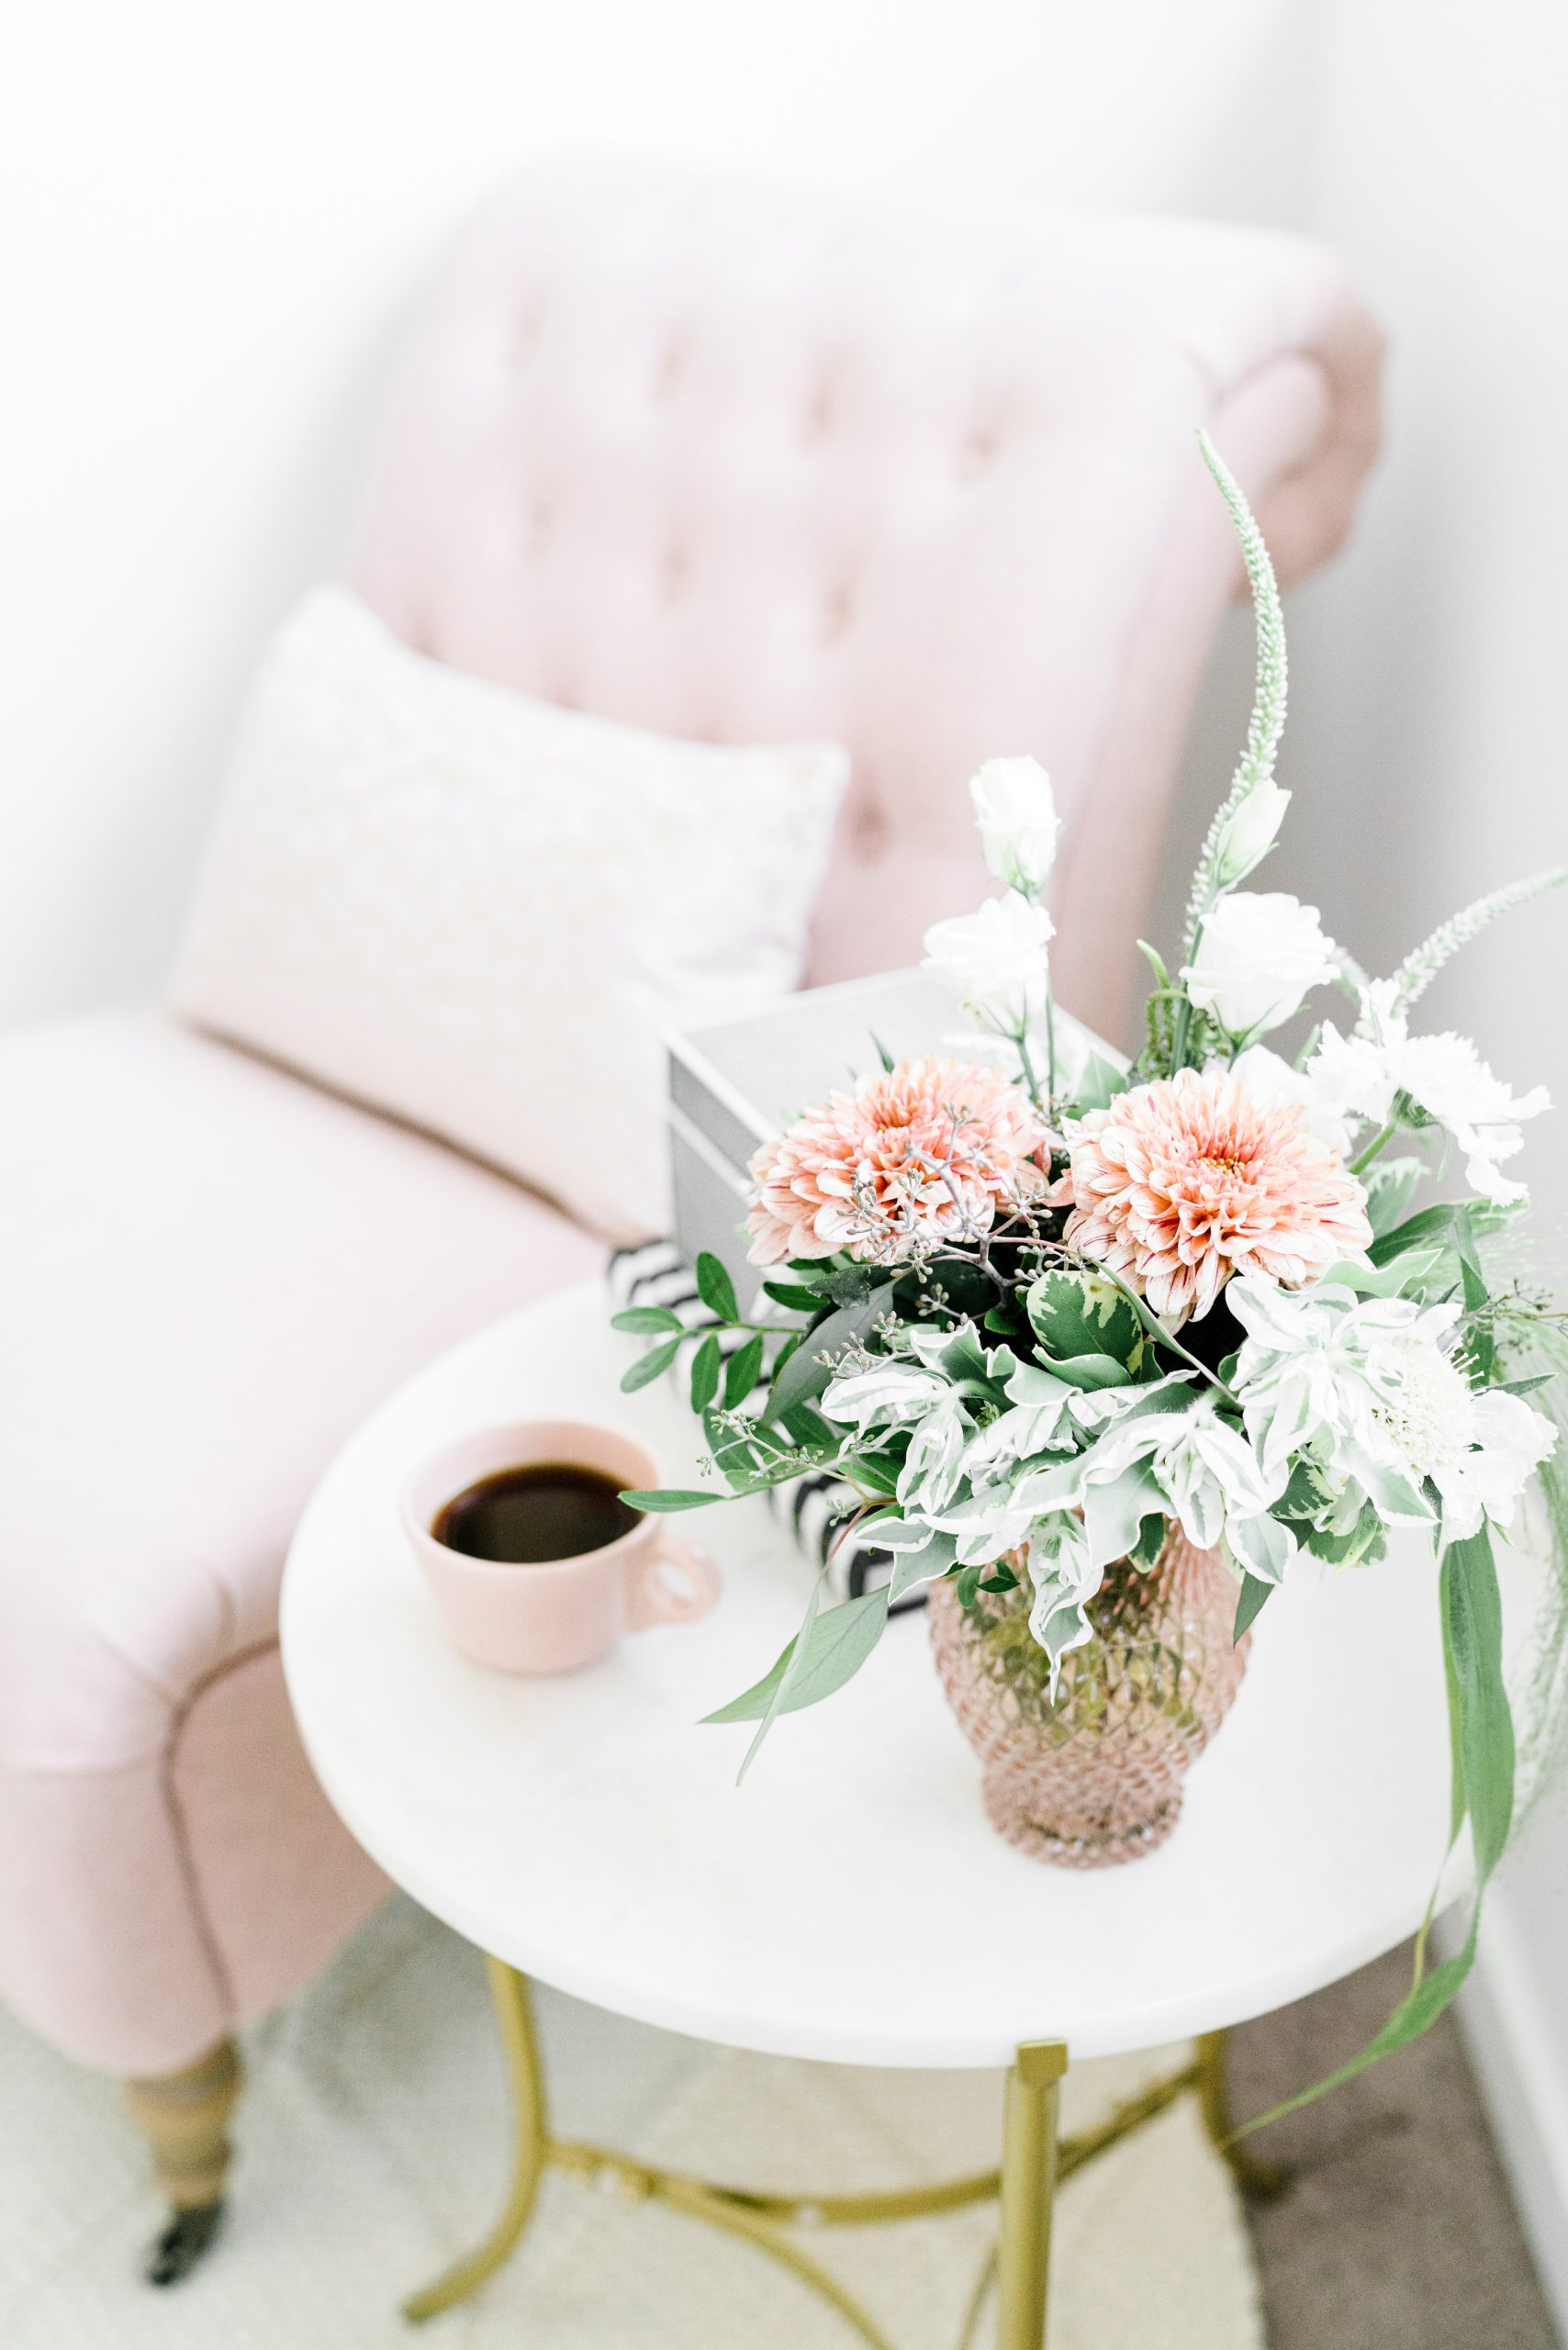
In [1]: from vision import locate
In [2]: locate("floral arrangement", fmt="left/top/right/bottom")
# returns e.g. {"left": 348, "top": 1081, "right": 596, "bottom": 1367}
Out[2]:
{"left": 614, "top": 432, "right": 1568, "bottom": 2098}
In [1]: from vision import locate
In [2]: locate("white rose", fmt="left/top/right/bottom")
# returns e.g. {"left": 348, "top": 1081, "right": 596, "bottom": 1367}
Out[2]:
{"left": 969, "top": 758, "right": 1061, "bottom": 899}
{"left": 924, "top": 893, "right": 1053, "bottom": 1035}
{"left": 1181, "top": 892, "right": 1338, "bottom": 1039}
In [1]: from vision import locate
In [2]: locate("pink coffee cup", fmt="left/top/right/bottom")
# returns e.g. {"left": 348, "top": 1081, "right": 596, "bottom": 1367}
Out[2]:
{"left": 403, "top": 1419, "right": 719, "bottom": 1673}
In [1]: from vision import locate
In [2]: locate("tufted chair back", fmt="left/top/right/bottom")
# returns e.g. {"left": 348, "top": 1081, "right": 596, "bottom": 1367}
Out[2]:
{"left": 353, "top": 164, "right": 1382, "bottom": 1037}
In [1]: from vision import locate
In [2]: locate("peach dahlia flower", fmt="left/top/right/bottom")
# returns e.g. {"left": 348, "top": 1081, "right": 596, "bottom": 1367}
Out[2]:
{"left": 1058, "top": 1065, "right": 1372, "bottom": 1326}
{"left": 745, "top": 1056, "right": 1046, "bottom": 1267}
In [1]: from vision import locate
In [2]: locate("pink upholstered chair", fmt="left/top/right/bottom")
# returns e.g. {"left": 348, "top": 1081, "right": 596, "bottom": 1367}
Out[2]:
{"left": 0, "top": 163, "right": 1382, "bottom": 2278}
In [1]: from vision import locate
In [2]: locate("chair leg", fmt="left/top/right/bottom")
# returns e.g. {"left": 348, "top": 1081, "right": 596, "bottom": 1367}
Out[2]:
{"left": 126, "top": 2036, "right": 243, "bottom": 2285}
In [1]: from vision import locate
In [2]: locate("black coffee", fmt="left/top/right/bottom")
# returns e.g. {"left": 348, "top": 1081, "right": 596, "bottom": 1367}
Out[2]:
{"left": 431, "top": 1462, "right": 642, "bottom": 1564}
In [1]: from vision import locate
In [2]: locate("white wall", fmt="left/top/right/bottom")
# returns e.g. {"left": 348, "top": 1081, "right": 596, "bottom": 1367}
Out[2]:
{"left": 0, "top": 0, "right": 1313, "bottom": 1030}
{"left": 1302, "top": 6, "right": 1568, "bottom": 2326}
{"left": 6, "top": 0, "right": 1568, "bottom": 2321}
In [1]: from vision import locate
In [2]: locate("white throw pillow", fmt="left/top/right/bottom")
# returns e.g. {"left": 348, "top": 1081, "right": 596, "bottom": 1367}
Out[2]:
{"left": 169, "top": 588, "right": 848, "bottom": 1240}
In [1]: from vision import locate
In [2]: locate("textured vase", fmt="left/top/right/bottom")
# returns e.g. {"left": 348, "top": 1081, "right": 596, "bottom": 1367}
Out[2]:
{"left": 927, "top": 1527, "right": 1249, "bottom": 1868}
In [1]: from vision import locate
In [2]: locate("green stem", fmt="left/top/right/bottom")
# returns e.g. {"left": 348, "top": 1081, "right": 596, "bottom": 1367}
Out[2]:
{"left": 1014, "top": 1029, "right": 1045, "bottom": 1109}
{"left": 1350, "top": 1121, "right": 1399, "bottom": 1177}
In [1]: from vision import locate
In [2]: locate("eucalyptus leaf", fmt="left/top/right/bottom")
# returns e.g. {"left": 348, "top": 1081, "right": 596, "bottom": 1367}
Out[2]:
{"left": 1233, "top": 1573, "right": 1274, "bottom": 1639}
{"left": 620, "top": 1337, "right": 681, "bottom": 1393}
{"left": 703, "top": 1584, "right": 892, "bottom": 1780}
{"left": 689, "top": 1333, "right": 722, "bottom": 1412}
{"left": 723, "top": 1333, "right": 767, "bottom": 1407}
{"left": 1235, "top": 1528, "right": 1514, "bottom": 2133}
{"left": 621, "top": 1487, "right": 718, "bottom": 1512}
{"left": 695, "top": 1251, "right": 739, "bottom": 1324}
{"left": 762, "top": 1281, "right": 824, "bottom": 1312}
{"left": 764, "top": 1283, "right": 899, "bottom": 1423}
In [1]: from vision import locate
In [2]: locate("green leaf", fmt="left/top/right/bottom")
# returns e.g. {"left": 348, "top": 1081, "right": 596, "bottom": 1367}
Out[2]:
{"left": 889, "top": 1528, "right": 958, "bottom": 1602}
{"left": 610, "top": 1305, "right": 684, "bottom": 1335}
{"left": 1368, "top": 1200, "right": 1484, "bottom": 1270}
{"left": 695, "top": 1252, "right": 739, "bottom": 1324}
{"left": 1235, "top": 1528, "right": 1514, "bottom": 2135}
{"left": 1496, "top": 1372, "right": 1556, "bottom": 1396}
{"left": 723, "top": 1333, "right": 767, "bottom": 1407}
{"left": 823, "top": 1264, "right": 884, "bottom": 1307}
{"left": 765, "top": 1283, "right": 899, "bottom": 1423}
{"left": 779, "top": 1401, "right": 838, "bottom": 1451}
{"left": 868, "top": 1029, "right": 896, "bottom": 1074}
{"left": 1041, "top": 1353, "right": 1132, "bottom": 1392}
{"left": 620, "top": 1337, "right": 681, "bottom": 1393}
{"left": 1074, "top": 1053, "right": 1130, "bottom": 1112}
{"left": 848, "top": 1449, "right": 902, "bottom": 1496}
{"left": 1026, "top": 1269, "right": 1141, "bottom": 1370}
{"left": 762, "top": 1281, "right": 824, "bottom": 1312}
{"left": 703, "top": 1584, "right": 892, "bottom": 1780}
{"left": 1234, "top": 1573, "right": 1274, "bottom": 1639}
{"left": 689, "top": 1333, "right": 722, "bottom": 1412}
{"left": 621, "top": 1487, "right": 717, "bottom": 1512}
{"left": 1363, "top": 1157, "right": 1424, "bottom": 1239}
{"left": 1323, "top": 1248, "right": 1445, "bottom": 1298}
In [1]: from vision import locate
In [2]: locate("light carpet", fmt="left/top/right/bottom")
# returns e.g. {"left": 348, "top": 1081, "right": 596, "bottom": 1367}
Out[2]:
{"left": 0, "top": 1897, "right": 1263, "bottom": 2349}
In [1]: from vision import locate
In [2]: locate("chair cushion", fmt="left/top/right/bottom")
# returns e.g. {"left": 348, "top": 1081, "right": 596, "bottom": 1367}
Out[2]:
{"left": 168, "top": 587, "right": 846, "bottom": 1241}
{"left": 0, "top": 1007, "right": 604, "bottom": 1777}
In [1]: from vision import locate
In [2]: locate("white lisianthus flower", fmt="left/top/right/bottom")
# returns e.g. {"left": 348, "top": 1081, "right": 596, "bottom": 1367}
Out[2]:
{"left": 969, "top": 757, "right": 1062, "bottom": 899}
{"left": 1181, "top": 892, "right": 1339, "bottom": 1039}
{"left": 923, "top": 892, "right": 1053, "bottom": 1035}
{"left": 1209, "top": 780, "right": 1292, "bottom": 892}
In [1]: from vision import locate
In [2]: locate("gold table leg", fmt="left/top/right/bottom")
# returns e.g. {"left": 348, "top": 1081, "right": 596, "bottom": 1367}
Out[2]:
{"left": 403, "top": 1952, "right": 1273, "bottom": 2347}
{"left": 404, "top": 1957, "right": 547, "bottom": 2322}
{"left": 996, "top": 2040, "right": 1068, "bottom": 2350}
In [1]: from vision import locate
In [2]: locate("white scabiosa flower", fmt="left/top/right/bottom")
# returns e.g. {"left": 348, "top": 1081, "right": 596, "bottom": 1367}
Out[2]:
{"left": 1181, "top": 892, "right": 1339, "bottom": 1039}
{"left": 969, "top": 757, "right": 1061, "bottom": 899}
{"left": 923, "top": 893, "right": 1054, "bottom": 1035}
{"left": 1307, "top": 990, "right": 1551, "bottom": 1203}
{"left": 1366, "top": 1338, "right": 1555, "bottom": 1539}
{"left": 1387, "top": 1032, "right": 1550, "bottom": 1206}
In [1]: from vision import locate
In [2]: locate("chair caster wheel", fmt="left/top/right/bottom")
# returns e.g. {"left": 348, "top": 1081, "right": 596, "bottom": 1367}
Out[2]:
{"left": 144, "top": 2199, "right": 225, "bottom": 2286}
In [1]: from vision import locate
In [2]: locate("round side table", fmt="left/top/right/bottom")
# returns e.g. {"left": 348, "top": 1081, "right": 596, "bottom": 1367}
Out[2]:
{"left": 281, "top": 1281, "right": 1462, "bottom": 2349}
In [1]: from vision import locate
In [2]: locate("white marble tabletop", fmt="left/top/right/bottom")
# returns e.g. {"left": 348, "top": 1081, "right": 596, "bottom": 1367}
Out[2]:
{"left": 281, "top": 1280, "right": 1469, "bottom": 2070}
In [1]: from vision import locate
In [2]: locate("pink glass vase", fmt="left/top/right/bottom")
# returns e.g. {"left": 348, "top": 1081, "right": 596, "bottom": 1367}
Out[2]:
{"left": 926, "top": 1525, "right": 1249, "bottom": 1868}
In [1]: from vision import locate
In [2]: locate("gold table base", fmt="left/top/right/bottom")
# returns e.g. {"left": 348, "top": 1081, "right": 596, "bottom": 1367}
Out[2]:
{"left": 404, "top": 1953, "right": 1287, "bottom": 2350}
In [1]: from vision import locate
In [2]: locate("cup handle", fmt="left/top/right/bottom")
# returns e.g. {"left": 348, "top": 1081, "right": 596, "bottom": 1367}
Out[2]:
{"left": 627, "top": 1530, "right": 722, "bottom": 1630}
